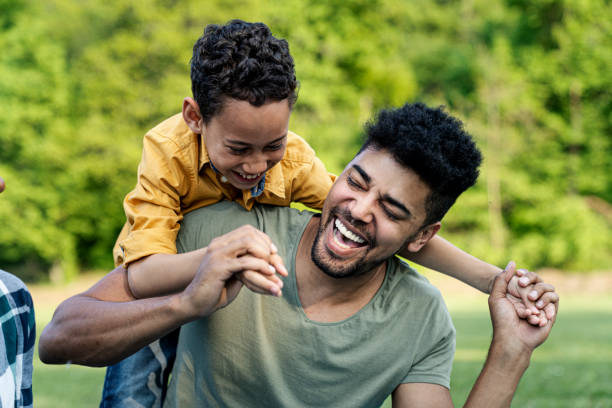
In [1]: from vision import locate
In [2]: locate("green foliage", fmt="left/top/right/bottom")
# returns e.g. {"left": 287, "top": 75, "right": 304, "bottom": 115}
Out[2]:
{"left": 0, "top": 0, "right": 610, "bottom": 280}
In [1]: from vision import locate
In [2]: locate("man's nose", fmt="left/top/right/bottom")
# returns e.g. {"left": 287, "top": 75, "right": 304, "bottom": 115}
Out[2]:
{"left": 349, "top": 193, "right": 374, "bottom": 223}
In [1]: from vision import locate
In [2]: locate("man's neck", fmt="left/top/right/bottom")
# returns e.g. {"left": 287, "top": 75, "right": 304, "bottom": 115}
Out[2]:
{"left": 295, "top": 216, "right": 387, "bottom": 323}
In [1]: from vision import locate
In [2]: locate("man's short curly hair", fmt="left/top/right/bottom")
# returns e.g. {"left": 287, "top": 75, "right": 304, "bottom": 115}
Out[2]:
{"left": 191, "top": 20, "right": 298, "bottom": 123}
{"left": 362, "top": 102, "right": 482, "bottom": 226}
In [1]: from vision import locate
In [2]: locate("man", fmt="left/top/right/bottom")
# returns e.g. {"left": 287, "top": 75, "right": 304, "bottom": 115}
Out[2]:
{"left": 39, "top": 103, "right": 558, "bottom": 407}
{"left": 0, "top": 176, "right": 36, "bottom": 408}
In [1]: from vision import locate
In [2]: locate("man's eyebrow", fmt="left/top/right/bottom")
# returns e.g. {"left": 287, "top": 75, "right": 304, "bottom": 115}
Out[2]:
{"left": 352, "top": 164, "right": 371, "bottom": 183}
{"left": 353, "top": 164, "right": 411, "bottom": 217}
{"left": 226, "top": 135, "right": 287, "bottom": 146}
{"left": 381, "top": 194, "right": 412, "bottom": 217}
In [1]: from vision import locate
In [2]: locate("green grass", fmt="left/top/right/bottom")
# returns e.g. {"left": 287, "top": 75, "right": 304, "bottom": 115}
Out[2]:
{"left": 381, "top": 291, "right": 612, "bottom": 407}
{"left": 449, "top": 310, "right": 612, "bottom": 407}
{"left": 32, "top": 362, "right": 105, "bottom": 407}
{"left": 33, "top": 307, "right": 106, "bottom": 407}
{"left": 33, "top": 290, "right": 612, "bottom": 407}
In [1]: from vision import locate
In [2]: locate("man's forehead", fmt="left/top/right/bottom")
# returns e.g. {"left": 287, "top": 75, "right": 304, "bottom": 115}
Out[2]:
{"left": 350, "top": 147, "right": 400, "bottom": 176}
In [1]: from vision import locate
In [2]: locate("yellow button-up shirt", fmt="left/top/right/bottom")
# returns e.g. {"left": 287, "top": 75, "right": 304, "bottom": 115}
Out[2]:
{"left": 113, "top": 114, "right": 336, "bottom": 266}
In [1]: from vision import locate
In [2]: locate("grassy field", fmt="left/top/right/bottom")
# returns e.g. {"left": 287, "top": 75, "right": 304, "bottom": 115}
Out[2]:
{"left": 31, "top": 271, "right": 612, "bottom": 407}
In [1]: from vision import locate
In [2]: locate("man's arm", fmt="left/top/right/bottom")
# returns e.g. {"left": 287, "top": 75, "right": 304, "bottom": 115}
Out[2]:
{"left": 39, "top": 225, "right": 281, "bottom": 366}
{"left": 391, "top": 262, "right": 558, "bottom": 407}
{"left": 38, "top": 266, "right": 188, "bottom": 366}
{"left": 463, "top": 262, "right": 557, "bottom": 407}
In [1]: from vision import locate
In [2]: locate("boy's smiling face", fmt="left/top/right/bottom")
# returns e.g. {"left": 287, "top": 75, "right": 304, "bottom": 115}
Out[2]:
{"left": 201, "top": 98, "right": 291, "bottom": 191}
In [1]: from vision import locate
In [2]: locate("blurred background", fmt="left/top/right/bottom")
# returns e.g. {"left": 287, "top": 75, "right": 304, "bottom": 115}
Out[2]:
{"left": 0, "top": 0, "right": 610, "bottom": 406}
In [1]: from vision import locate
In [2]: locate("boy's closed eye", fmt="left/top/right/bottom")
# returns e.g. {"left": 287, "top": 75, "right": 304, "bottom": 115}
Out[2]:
{"left": 265, "top": 142, "right": 284, "bottom": 151}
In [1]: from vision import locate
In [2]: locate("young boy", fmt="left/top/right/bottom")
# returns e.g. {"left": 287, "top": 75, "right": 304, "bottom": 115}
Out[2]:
{"left": 102, "top": 20, "right": 553, "bottom": 407}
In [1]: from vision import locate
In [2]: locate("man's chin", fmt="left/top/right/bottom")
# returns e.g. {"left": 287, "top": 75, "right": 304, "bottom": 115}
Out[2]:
{"left": 312, "top": 256, "right": 360, "bottom": 279}
{"left": 311, "top": 237, "right": 376, "bottom": 279}
{"left": 312, "top": 231, "right": 357, "bottom": 278}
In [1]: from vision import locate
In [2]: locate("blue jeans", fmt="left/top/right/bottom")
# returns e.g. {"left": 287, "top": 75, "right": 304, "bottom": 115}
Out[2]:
{"left": 100, "top": 329, "right": 179, "bottom": 408}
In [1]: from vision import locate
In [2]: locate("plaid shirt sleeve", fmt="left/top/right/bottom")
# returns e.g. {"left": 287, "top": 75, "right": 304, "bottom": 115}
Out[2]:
{"left": 0, "top": 270, "right": 35, "bottom": 408}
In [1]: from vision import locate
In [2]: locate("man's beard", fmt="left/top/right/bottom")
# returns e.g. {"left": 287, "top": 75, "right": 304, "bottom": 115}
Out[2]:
{"left": 310, "top": 208, "right": 387, "bottom": 279}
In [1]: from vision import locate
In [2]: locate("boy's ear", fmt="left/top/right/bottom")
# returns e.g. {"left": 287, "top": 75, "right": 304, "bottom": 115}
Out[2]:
{"left": 406, "top": 222, "right": 441, "bottom": 252}
{"left": 182, "top": 97, "right": 204, "bottom": 134}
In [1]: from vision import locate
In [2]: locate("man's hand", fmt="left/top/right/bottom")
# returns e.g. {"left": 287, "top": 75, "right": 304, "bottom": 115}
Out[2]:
{"left": 490, "top": 262, "right": 558, "bottom": 353}
{"left": 178, "top": 225, "right": 288, "bottom": 318}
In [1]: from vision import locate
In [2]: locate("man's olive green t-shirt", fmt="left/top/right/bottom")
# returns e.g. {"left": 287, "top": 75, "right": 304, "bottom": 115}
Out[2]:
{"left": 165, "top": 201, "right": 455, "bottom": 408}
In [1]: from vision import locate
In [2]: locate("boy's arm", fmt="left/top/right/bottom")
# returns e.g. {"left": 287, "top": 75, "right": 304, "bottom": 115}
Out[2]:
{"left": 128, "top": 233, "right": 288, "bottom": 299}
{"left": 399, "top": 235, "right": 500, "bottom": 293}
{"left": 399, "top": 238, "right": 558, "bottom": 326}
{"left": 128, "top": 250, "right": 207, "bottom": 298}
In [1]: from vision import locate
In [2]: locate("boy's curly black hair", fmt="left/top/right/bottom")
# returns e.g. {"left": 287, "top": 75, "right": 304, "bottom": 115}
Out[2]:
{"left": 191, "top": 20, "right": 298, "bottom": 123}
{"left": 362, "top": 102, "right": 482, "bottom": 226}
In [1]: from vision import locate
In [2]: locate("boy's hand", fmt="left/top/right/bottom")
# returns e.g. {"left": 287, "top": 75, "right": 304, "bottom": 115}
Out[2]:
{"left": 515, "top": 267, "right": 558, "bottom": 325}
{"left": 489, "top": 264, "right": 558, "bottom": 353}
{"left": 180, "top": 225, "right": 288, "bottom": 317}
{"left": 235, "top": 230, "right": 288, "bottom": 297}
{"left": 504, "top": 262, "right": 559, "bottom": 327}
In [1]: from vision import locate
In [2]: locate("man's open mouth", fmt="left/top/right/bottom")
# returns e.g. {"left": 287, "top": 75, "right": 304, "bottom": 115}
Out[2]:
{"left": 332, "top": 218, "right": 367, "bottom": 249}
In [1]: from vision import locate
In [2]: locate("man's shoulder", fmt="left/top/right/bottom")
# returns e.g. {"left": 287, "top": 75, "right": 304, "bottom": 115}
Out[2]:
{"left": 382, "top": 259, "right": 455, "bottom": 354}
{"left": 389, "top": 258, "right": 441, "bottom": 291}
{"left": 178, "top": 202, "right": 313, "bottom": 251}
{"left": 385, "top": 258, "right": 448, "bottom": 311}
{"left": 181, "top": 201, "right": 309, "bottom": 222}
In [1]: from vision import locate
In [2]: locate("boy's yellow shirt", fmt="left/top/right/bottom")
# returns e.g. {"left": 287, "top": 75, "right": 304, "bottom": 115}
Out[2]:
{"left": 113, "top": 113, "right": 336, "bottom": 266}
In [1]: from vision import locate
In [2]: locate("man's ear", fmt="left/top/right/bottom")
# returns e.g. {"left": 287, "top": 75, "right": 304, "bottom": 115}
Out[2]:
{"left": 406, "top": 222, "right": 441, "bottom": 252}
{"left": 182, "top": 97, "right": 204, "bottom": 134}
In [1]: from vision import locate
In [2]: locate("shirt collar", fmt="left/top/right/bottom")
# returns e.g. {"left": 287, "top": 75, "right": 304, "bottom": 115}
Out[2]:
{"left": 198, "top": 131, "right": 210, "bottom": 171}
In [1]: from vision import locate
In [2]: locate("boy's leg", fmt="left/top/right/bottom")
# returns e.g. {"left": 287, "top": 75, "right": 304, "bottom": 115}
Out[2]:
{"left": 99, "top": 329, "right": 179, "bottom": 408}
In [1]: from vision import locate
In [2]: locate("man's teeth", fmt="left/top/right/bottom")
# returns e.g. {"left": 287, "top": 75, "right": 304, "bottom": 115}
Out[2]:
{"left": 334, "top": 219, "right": 365, "bottom": 244}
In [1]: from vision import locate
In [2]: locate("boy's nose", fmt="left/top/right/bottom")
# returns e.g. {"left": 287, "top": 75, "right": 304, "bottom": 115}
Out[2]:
{"left": 242, "top": 157, "right": 268, "bottom": 175}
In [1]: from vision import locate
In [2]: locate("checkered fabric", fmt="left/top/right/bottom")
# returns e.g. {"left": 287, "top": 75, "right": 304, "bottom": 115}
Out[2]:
{"left": 0, "top": 270, "right": 35, "bottom": 408}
